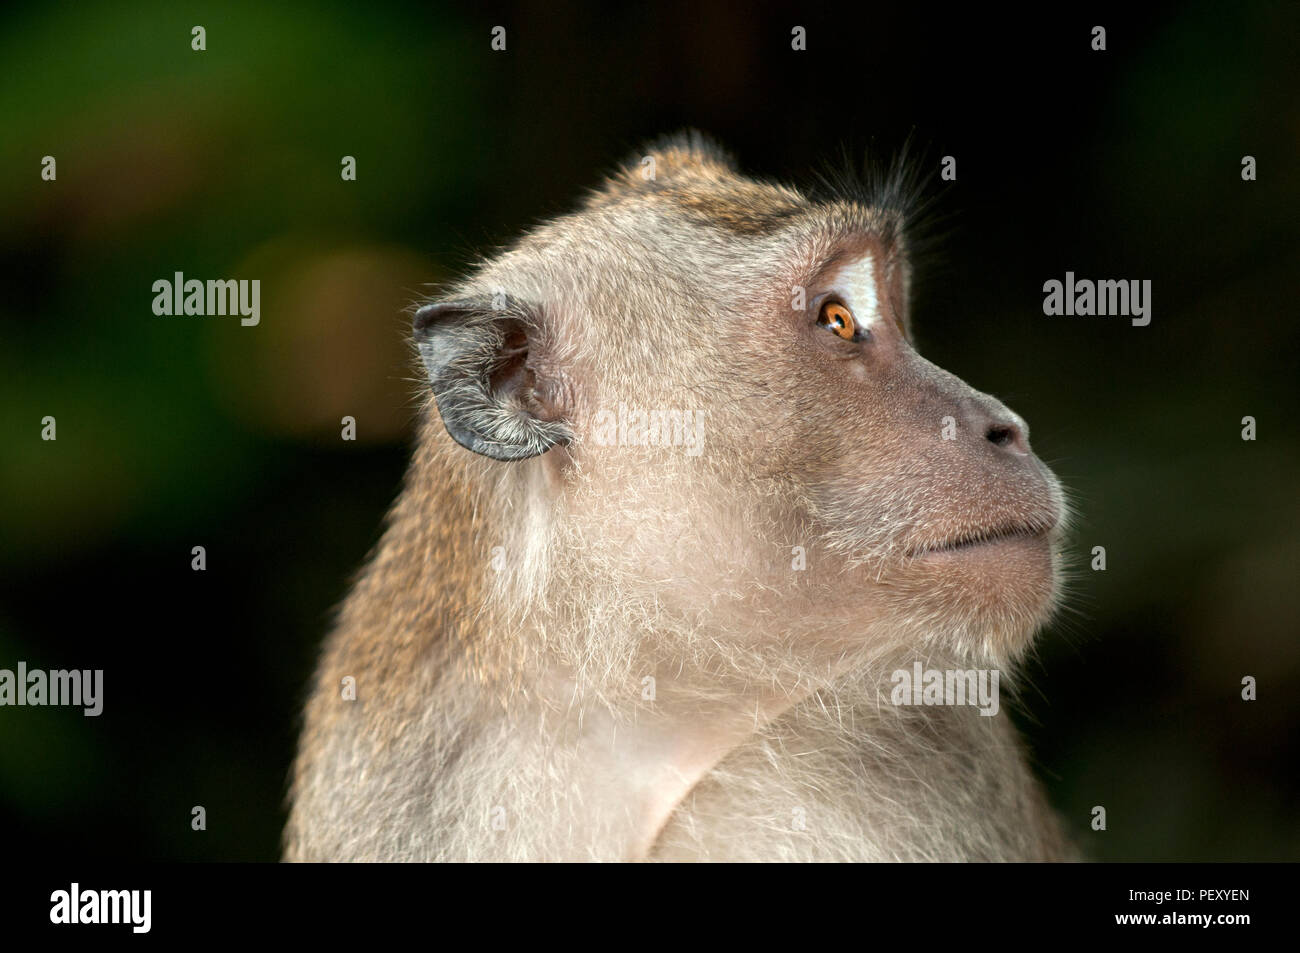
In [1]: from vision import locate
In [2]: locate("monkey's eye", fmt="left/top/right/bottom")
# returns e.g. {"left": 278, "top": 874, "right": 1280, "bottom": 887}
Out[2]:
{"left": 817, "top": 301, "right": 859, "bottom": 341}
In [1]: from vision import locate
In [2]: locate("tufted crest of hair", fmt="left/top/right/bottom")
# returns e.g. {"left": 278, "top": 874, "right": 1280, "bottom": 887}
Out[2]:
{"left": 591, "top": 129, "right": 928, "bottom": 244}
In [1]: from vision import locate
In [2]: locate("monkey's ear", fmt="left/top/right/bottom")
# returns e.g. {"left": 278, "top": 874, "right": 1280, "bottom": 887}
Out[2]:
{"left": 412, "top": 296, "right": 570, "bottom": 461}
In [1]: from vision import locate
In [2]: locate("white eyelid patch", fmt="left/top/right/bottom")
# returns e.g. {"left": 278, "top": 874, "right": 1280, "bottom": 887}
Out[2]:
{"left": 831, "top": 256, "right": 881, "bottom": 330}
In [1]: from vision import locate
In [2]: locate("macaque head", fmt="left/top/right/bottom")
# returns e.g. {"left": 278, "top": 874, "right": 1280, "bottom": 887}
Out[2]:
{"left": 413, "top": 132, "right": 1066, "bottom": 679}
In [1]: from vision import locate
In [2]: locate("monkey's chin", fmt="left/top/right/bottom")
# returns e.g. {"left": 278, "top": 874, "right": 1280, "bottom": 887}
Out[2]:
{"left": 885, "top": 532, "right": 1060, "bottom": 663}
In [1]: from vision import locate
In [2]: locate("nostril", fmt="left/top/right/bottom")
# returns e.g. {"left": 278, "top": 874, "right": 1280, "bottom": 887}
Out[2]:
{"left": 986, "top": 424, "right": 1023, "bottom": 452}
{"left": 986, "top": 425, "right": 1012, "bottom": 446}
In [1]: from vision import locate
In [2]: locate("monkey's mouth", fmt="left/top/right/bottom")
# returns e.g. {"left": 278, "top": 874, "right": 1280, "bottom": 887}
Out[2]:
{"left": 908, "top": 524, "right": 1048, "bottom": 558}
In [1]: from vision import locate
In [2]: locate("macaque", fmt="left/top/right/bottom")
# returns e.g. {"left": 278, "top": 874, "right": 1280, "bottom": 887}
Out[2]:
{"left": 286, "top": 132, "right": 1073, "bottom": 862}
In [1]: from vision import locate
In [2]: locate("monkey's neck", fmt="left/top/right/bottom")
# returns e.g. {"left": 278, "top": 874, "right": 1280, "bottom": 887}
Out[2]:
{"left": 492, "top": 614, "right": 984, "bottom": 860}
{"left": 513, "top": 661, "right": 799, "bottom": 859}
{"left": 512, "top": 647, "right": 1036, "bottom": 861}
{"left": 345, "top": 444, "right": 1047, "bottom": 860}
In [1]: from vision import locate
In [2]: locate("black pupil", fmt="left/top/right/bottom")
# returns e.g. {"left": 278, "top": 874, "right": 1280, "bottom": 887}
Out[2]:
{"left": 821, "top": 305, "right": 853, "bottom": 337}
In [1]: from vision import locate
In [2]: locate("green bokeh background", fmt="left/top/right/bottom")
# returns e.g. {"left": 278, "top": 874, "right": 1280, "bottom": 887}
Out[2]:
{"left": 1, "top": 1, "right": 1296, "bottom": 860}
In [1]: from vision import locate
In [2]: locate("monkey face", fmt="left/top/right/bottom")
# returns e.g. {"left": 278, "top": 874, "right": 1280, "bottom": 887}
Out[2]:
{"left": 641, "top": 228, "right": 1069, "bottom": 666}
{"left": 759, "top": 242, "right": 1067, "bottom": 663}
{"left": 413, "top": 134, "right": 1065, "bottom": 669}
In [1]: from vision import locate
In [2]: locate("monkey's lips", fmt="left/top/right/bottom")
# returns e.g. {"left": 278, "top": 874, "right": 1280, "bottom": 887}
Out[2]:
{"left": 907, "top": 524, "right": 1052, "bottom": 559}
{"left": 893, "top": 521, "right": 1060, "bottom": 658}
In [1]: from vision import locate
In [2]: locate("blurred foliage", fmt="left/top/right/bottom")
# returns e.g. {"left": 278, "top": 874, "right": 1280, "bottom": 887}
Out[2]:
{"left": 0, "top": 1, "right": 1296, "bottom": 860}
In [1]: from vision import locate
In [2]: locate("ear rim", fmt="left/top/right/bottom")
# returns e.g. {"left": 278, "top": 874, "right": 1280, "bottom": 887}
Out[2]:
{"left": 412, "top": 296, "right": 571, "bottom": 462}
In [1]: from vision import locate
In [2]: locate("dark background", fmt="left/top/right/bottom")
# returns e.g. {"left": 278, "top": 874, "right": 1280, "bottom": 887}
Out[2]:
{"left": 1, "top": 1, "right": 1296, "bottom": 861}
